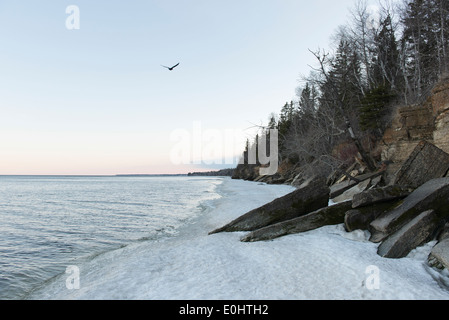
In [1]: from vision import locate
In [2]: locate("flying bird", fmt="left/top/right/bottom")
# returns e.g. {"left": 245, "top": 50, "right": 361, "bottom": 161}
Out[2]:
{"left": 161, "top": 62, "right": 180, "bottom": 71}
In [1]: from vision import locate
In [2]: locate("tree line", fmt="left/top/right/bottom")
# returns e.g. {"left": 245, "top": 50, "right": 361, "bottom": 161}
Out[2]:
{"left": 244, "top": 0, "right": 449, "bottom": 179}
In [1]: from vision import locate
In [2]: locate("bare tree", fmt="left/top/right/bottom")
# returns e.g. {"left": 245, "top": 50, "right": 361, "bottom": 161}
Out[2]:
{"left": 307, "top": 48, "right": 376, "bottom": 171}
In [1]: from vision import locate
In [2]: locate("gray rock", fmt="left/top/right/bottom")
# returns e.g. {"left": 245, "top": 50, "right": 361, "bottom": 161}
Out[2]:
{"left": 369, "top": 178, "right": 449, "bottom": 243}
{"left": 428, "top": 239, "right": 449, "bottom": 270}
{"left": 437, "top": 223, "right": 449, "bottom": 242}
{"left": 352, "top": 185, "right": 413, "bottom": 209}
{"left": 377, "top": 210, "right": 443, "bottom": 258}
{"left": 329, "top": 170, "right": 384, "bottom": 199}
{"left": 329, "top": 180, "right": 357, "bottom": 199}
{"left": 344, "top": 200, "right": 402, "bottom": 232}
{"left": 394, "top": 141, "right": 449, "bottom": 188}
{"left": 241, "top": 201, "right": 353, "bottom": 242}
{"left": 209, "top": 176, "right": 329, "bottom": 234}
{"left": 331, "top": 179, "right": 371, "bottom": 203}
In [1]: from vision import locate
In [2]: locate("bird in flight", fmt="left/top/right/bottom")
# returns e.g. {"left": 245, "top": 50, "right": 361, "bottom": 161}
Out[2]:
{"left": 161, "top": 62, "right": 180, "bottom": 71}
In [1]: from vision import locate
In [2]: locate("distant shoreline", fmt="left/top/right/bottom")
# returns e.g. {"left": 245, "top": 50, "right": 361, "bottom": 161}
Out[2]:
{"left": 115, "top": 174, "right": 188, "bottom": 177}
{"left": 0, "top": 170, "right": 233, "bottom": 178}
{"left": 187, "top": 168, "right": 234, "bottom": 177}
{"left": 0, "top": 174, "right": 188, "bottom": 177}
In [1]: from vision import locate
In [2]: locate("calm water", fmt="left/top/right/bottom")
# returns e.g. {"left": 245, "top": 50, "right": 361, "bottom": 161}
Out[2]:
{"left": 0, "top": 175, "right": 222, "bottom": 299}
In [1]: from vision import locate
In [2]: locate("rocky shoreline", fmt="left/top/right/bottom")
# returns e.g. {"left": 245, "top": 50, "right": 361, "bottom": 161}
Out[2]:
{"left": 214, "top": 79, "right": 449, "bottom": 280}
{"left": 211, "top": 140, "right": 449, "bottom": 278}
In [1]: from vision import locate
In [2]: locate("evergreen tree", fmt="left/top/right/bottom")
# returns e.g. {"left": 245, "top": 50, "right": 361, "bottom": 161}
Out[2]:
{"left": 298, "top": 82, "right": 317, "bottom": 116}
{"left": 358, "top": 14, "right": 400, "bottom": 134}
{"left": 372, "top": 14, "right": 402, "bottom": 92}
{"left": 329, "top": 40, "right": 364, "bottom": 114}
{"left": 277, "top": 101, "right": 295, "bottom": 139}
{"left": 400, "top": 0, "right": 449, "bottom": 100}
{"left": 267, "top": 114, "right": 277, "bottom": 130}
{"left": 359, "top": 84, "right": 395, "bottom": 132}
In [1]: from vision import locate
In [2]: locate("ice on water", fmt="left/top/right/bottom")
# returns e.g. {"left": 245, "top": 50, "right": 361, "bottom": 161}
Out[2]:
{"left": 27, "top": 178, "right": 449, "bottom": 300}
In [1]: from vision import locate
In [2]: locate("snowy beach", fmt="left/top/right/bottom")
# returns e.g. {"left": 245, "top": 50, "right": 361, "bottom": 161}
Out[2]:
{"left": 28, "top": 178, "right": 449, "bottom": 300}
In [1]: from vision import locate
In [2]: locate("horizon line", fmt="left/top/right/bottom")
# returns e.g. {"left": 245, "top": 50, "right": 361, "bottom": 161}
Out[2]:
{"left": 0, "top": 170, "right": 234, "bottom": 177}
{"left": 0, "top": 173, "right": 188, "bottom": 177}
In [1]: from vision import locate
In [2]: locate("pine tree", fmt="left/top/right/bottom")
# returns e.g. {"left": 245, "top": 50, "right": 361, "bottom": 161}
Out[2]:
{"left": 358, "top": 14, "right": 400, "bottom": 134}
{"left": 328, "top": 40, "right": 364, "bottom": 114}
{"left": 359, "top": 84, "right": 395, "bottom": 132}
{"left": 277, "top": 101, "right": 295, "bottom": 139}
{"left": 267, "top": 114, "right": 277, "bottom": 130}
{"left": 298, "top": 82, "right": 317, "bottom": 116}
{"left": 400, "top": 0, "right": 449, "bottom": 100}
{"left": 372, "top": 14, "right": 402, "bottom": 92}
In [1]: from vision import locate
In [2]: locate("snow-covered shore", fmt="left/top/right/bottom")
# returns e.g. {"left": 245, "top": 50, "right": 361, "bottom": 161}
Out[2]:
{"left": 29, "top": 178, "right": 449, "bottom": 300}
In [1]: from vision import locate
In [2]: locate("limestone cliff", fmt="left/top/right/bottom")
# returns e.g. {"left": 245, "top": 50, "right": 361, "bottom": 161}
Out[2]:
{"left": 232, "top": 77, "right": 449, "bottom": 186}
{"left": 381, "top": 77, "right": 449, "bottom": 184}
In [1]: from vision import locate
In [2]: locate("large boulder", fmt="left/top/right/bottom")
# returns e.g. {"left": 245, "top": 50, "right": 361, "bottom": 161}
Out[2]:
{"left": 393, "top": 141, "right": 449, "bottom": 188}
{"left": 369, "top": 178, "right": 449, "bottom": 243}
{"left": 377, "top": 210, "right": 443, "bottom": 258}
{"left": 241, "top": 201, "right": 353, "bottom": 242}
{"left": 209, "top": 176, "right": 329, "bottom": 234}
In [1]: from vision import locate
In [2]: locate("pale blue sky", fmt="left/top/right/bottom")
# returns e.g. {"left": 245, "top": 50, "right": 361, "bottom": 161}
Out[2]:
{"left": 0, "top": 0, "right": 367, "bottom": 175}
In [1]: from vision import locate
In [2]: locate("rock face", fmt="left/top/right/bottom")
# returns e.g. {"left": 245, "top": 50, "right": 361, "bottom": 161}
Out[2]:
{"left": 381, "top": 106, "right": 435, "bottom": 184}
{"left": 209, "top": 176, "right": 329, "bottom": 234}
{"left": 393, "top": 141, "right": 449, "bottom": 188}
{"left": 241, "top": 201, "right": 353, "bottom": 242}
{"left": 377, "top": 210, "right": 442, "bottom": 258}
{"left": 432, "top": 80, "right": 449, "bottom": 155}
{"left": 369, "top": 178, "right": 449, "bottom": 243}
{"left": 380, "top": 78, "right": 449, "bottom": 185}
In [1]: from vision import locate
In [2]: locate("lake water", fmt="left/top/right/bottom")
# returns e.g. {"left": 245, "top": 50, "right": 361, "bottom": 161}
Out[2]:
{"left": 0, "top": 175, "right": 222, "bottom": 299}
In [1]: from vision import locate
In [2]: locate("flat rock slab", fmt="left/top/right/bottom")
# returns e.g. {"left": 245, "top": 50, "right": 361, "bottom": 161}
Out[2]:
{"left": 344, "top": 200, "right": 402, "bottom": 232}
{"left": 428, "top": 239, "right": 449, "bottom": 270}
{"left": 329, "top": 180, "right": 357, "bottom": 199}
{"left": 329, "top": 170, "right": 384, "bottom": 199}
{"left": 240, "top": 201, "right": 353, "bottom": 242}
{"left": 209, "top": 176, "right": 330, "bottom": 234}
{"left": 377, "top": 210, "right": 442, "bottom": 258}
{"left": 331, "top": 179, "right": 371, "bottom": 203}
{"left": 394, "top": 141, "right": 449, "bottom": 188}
{"left": 352, "top": 185, "right": 413, "bottom": 209}
{"left": 369, "top": 178, "right": 449, "bottom": 242}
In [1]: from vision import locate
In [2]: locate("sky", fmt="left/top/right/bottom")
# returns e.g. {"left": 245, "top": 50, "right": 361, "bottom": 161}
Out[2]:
{"left": 0, "top": 0, "right": 374, "bottom": 175}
